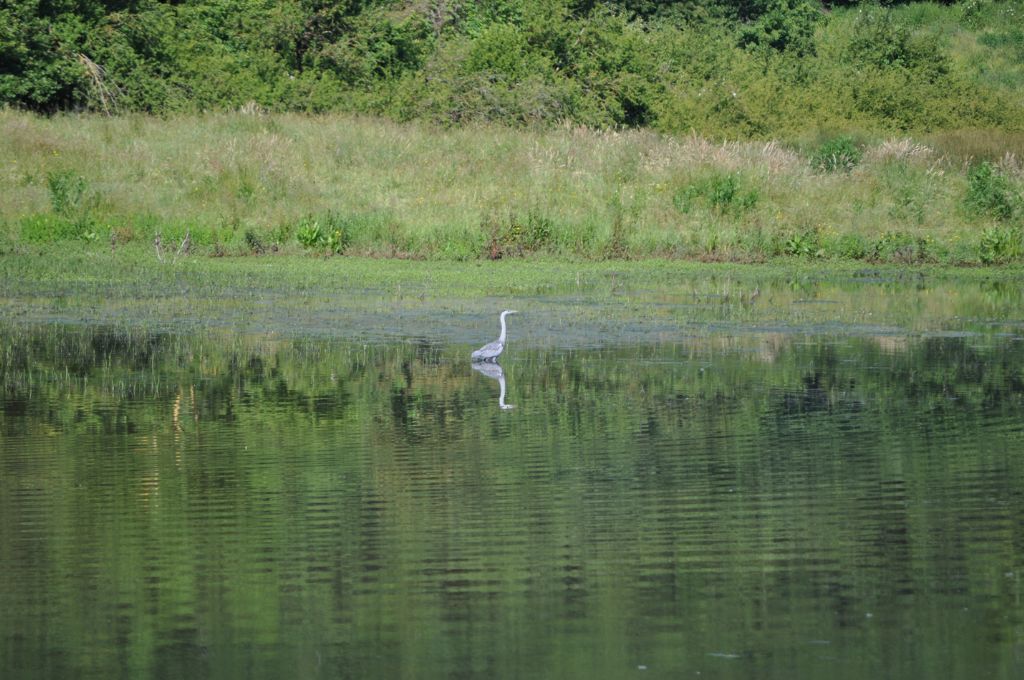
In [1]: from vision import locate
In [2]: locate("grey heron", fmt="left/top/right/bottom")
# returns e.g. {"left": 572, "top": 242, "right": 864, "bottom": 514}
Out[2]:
{"left": 471, "top": 310, "right": 518, "bottom": 362}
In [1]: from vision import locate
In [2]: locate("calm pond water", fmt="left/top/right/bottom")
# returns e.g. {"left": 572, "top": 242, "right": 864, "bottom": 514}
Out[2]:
{"left": 2, "top": 278, "right": 1024, "bottom": 679}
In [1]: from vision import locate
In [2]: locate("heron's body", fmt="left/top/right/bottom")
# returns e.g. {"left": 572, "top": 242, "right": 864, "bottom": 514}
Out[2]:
{"left": 471, "top": 310, "right": 518, "bottom": 362}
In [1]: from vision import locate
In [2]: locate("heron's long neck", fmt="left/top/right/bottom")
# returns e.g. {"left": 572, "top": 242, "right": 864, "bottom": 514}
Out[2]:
{"left": 498, "top": 314, "right": 508, "bottom": 344}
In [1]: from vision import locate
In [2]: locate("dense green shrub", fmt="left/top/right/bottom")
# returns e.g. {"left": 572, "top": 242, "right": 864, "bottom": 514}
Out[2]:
{"left": 20, "top": 214, "right": 96, "bottom": 243}
{"left": 738, "top": 0, "right": 819, "bottom": 56}
{"left": 296, "top": 216, "right": 326, "bottom": 249}
{"left": 294, "top": 213, "right": 350, "bottom": 253}
{"left": 842, "top": 6, "right": 946, "bottom": 73}
{"left": 1, "top": 1, "right": 1022, "bottom": 138}
{"left": 484, "top": 211, "right": 555, "bottom": 258}
{"left": 978, "top": 225, "right": 1023, "bottom": 263}
{"left": 783, "top": 229, "right": 821, "bottom": 257}
{"left": 244, "top": 228, "right": 266, "bottom": 254}
{"left": 674, "top": 172, "right": 760, "bottom": 215}
{"left": 871, "top": 231, "right": 931, "bottom": 264}
{"left": 46, "top": 171, "right": 87, "bottom": 217}
{"left": 0, "top": 2, "right": 90, "bottom": 111}
{"left": 964, "top": 162, "right": 1019, "bottom": 220}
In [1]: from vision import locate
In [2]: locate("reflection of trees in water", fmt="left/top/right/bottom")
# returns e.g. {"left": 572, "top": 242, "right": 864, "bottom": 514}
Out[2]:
{"left": 2, "top": 325, "right": 1024, "bottom": 679}
{"left": 3, "top": 326, "right": 1024, "bottom": 455}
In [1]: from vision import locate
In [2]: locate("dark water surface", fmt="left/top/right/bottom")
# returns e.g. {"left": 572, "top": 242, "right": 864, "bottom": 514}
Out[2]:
{"left": 2, "top": 309, "right": 1024, "bottom": 678}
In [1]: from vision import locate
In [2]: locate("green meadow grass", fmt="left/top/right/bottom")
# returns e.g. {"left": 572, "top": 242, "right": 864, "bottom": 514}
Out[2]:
{"left": 2, "top": 110, "right": 1023, "bottom": 264}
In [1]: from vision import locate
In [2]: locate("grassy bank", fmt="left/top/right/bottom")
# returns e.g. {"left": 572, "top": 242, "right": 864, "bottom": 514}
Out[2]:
{"left": 3, "top": 110, "right": 1024, "bottom": 264}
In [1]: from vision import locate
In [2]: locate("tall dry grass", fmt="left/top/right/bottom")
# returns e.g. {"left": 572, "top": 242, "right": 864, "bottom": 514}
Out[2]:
{"left": 1, "top": 110, "right": 1021, "bottom": 262}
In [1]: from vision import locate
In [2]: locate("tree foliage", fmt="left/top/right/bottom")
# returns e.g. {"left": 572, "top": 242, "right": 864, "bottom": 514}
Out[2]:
{"left": 0, "top": 0, "right": 1021, "bottom": 136}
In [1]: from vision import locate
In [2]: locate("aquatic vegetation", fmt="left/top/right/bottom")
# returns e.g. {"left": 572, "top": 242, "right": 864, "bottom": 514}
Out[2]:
{"left": 2, "top": 248, "right": 1024, "bottom": 348}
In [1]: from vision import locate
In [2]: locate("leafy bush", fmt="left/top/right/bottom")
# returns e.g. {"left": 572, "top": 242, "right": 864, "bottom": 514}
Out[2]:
{"left": 738, "top": 0, "right": 819, "bottom": 56}
{"left": 46, "top": 171, "right": 87, "bottom": 216}
{"left": 842, "top": 7, "right": 945, "bottom": 72}
{"left": 0, "top": 5, "right": 88, "bottom": 111}
{"left": 674, "top": 172, "right": 760, "bottom": 215}
{"left": 296, "top": 216, "right": 325, "bottom": 249}
{"left": 3, "top": 0, "right": 1021, "bottom": 138}
{"left": 484, "top": 211, "right": 555, "bottom": 258}
{"left": 811, "top": 136, "right": 863, "bottom": 173}
{"left": 870, "top": 231, "right": 931, "bottom": 264}
{"left": 322, "top": 10, "right": 431, "bottom": 84}
{"left": 244, "top": 228, "right": 265, "bottom": 254}
{"left": 511, "top": 211, "right": 554, "bottom": 251}
{"left": 295, "top": 211, "right": 402, "bottom": 254}
{"left": 19, "top": 171, "right": 99, "bottom": 243}
{"left": 964, "top": 162, "right": 1019, "bottom": 220}
{"left": 783, "top": 229, "right": 821, "bottom": 257}
{"left": 20, "top": 214, "right": 96, "bottom": 243}
{"left": 978, "top": 225, "right": 1023, "bottom": 263}
{"left": 832, "top": 232, "right": 869, "bottom": 260}
{"left": 325, "top": 226, "right": 348, "bottom": 254}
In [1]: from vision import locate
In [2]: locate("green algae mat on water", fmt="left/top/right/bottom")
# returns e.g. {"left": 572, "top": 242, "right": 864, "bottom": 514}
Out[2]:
{"left": 1, "top": 253, "right": 1024, "bottom": 680}
{"left": 2, "top": 250, "right": 1024, "bottom": 343}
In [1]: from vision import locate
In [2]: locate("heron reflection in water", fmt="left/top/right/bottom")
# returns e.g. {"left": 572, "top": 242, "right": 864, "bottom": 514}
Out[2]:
{"left": 472, "top": 361, "right": 515, "bottom": 410}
